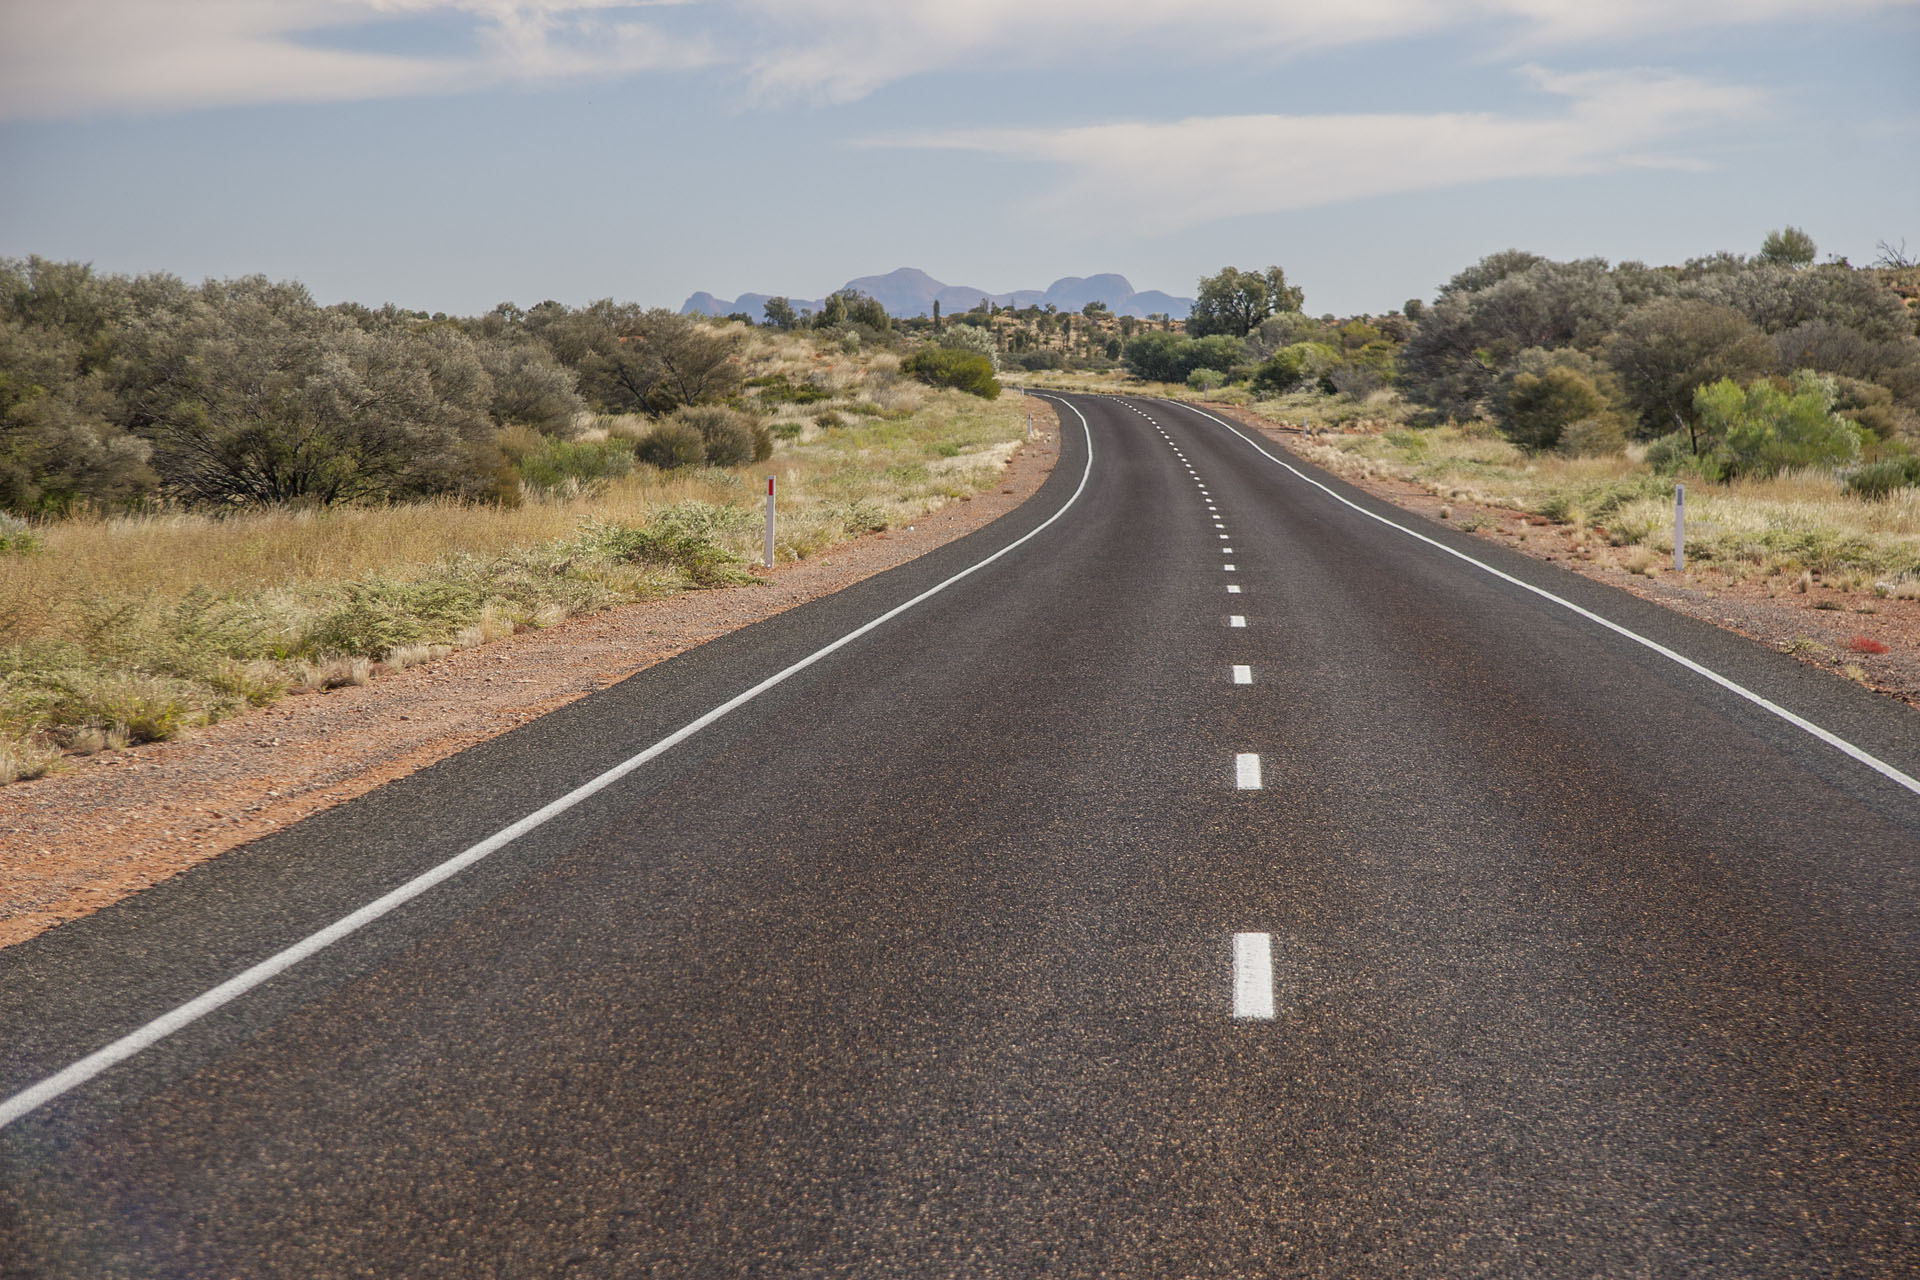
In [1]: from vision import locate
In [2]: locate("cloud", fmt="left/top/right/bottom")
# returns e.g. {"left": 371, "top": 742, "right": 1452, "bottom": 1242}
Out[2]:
{"left": 866, "top": 68, "right": 1765, "bottom": 233}
{"left": 0, "top": 1, "right": 715, "bottom": 119}
{"left": 736, "top": 0, "right": 1915, "bottom": 101}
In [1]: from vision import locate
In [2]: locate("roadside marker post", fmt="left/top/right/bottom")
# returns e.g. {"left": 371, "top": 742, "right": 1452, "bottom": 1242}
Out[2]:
{"left": 765, "top": 476, "right": 776, "bottom": 568}
{"left": 1674, "top": 484, "right": 1685, "bottom": 574}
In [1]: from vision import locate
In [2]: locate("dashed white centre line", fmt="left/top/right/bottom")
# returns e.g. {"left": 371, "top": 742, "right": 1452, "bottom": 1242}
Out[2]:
{"left": 1233, "top": 665, "right": 1252, "bottom": 684}
{"left": 1226, "top": 584, "right": 1241, "bottom": 594}
{"left": 1236, "top": 752, "right": 1262, "bottom": 789}
{"left": 1221, "top": 547, "right": 1233, "bottom": 554}
{"left": 1233, "top": 933, "right": 1275, "bottom": 1020}
{"left": 1223, "top": 564, "right": 1236, "bottom": 572}
{"left": 1230, "top": 615, "right": 1246, "bottom": 627}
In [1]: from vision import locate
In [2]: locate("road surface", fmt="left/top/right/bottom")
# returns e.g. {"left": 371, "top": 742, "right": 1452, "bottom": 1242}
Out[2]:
{"left": 4, "top": 392, "right": 1918, "bottom": 1276}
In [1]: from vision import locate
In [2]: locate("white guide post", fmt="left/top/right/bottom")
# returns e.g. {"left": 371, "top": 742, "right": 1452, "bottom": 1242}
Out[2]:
{"left": 1673, "top": 484, "right": 1685, "bottom": 574}
{"left": 765, "top": 475, "right": 776, "bottom": 568}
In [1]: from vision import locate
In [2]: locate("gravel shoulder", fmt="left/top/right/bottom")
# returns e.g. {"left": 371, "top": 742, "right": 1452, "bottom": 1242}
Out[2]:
{"left": 0, "top": 404, "right": 1062, "bottom": 950}
{"left": 1205, "top": 403, "right": 1920, "bottom": 710}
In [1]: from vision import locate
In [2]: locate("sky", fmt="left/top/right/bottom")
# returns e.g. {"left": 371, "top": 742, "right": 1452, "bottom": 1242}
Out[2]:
{"left": 2, "top": 1, "right": 1916, "bottom": 318}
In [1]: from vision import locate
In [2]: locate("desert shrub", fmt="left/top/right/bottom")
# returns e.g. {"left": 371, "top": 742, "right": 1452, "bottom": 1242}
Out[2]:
{"left": 1490, "top": 349, "right": 1630, "bottom": 451}
{"left": 573, "top": 507, "right": 754, "bottom": 587}
{"left": 1251, "top": 342, "right": 1339, "bottom": 394}
{"left": 771, "top": 421, "right": 803, "bottom": 440}
{"left": 0, "top": 511, "right": 38, "bottom": 552}
{"left": 902, "top": 349, "right": 1000, "bottom": 399}
{"left": 476, "top": 340, "right": 585, "bottom": 435}
{"left": 1018, "top": 351, "right": 1065, "bottom": 371}
{"left": 497, "top": 427, "right": 635, "bottom": 492}
{"left": 634, "top": 419, "right": 707, "bottom": 470}
{"left": 1559, "top": 415, "right": 1629, "bottom": 456}
{"left": 935, "top": 324, "right": 1000, "bottom": 371}
{"left": 674, "top": 405, "right": 771, "bottom": 466}
{"left": 1187, "top": 368, "right": 1225, "bottom": 393}
{"left": 746, "top": 373, "right": 831, "bottom": 405}
{"left": 1693, "top": 373, "right": 1864, "bottom": 479}
{"left": 1845, "top": 456, "right": 1920, "bottom": 499}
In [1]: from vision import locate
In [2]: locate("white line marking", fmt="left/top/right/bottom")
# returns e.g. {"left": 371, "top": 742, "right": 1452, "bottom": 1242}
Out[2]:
{"left": 1164, "top": 399, "right": 1920, "bottom": 799}
{"left": 1233, "top": 665, "right": 1253, "bottom": 684}
{"left": 1236, "top": 753, "right": 1263, "bottom": 789}
{"left": 1233, "top": 932, "right": 1275, "bottom": 1020}
{"left": 0, "top": 398, "right": 1103, "bottom": 1133}
{"left": 1221, "top": 547, "right": 1233, "bottom": 554}
{"left": 1230, "top": 615, "right": 1246, "bottom": 627}
{"left": 1227, "top": 584, "right": 1241, "bottom": 594}
{"left": 1223, "top": 564, "right": 1235, "bottom": 572}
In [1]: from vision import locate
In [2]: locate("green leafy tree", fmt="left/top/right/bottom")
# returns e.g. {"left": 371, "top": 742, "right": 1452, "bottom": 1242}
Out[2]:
{"left": 1693, "top": 373, "right": 1862, "bottom": 477}
{"left": 1759, "top": 226, "right": 1818, "bottom": 269}
{"left": 761, "top": 297, "right": 798, "bottom": 330}
{"left": 1188, "top": 265, "right": 1303, "bottom": 338}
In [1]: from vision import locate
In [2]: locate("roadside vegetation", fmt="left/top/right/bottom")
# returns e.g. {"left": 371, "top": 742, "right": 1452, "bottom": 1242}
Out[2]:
{"left": 0, "top": 262, "right": 1023, "bottom": 782}
{"left": 1011, "top": 233, "right": 1920, "bottom": 605}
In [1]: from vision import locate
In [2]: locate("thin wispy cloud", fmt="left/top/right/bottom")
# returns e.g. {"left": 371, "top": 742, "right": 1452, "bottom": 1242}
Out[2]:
{"left": 736, "top": 0, "right": 1914, "bottom": 102}
{"left": 865, "top": 68, "right": 1765, "bottom": 233}
{"left": 0, "top": 1, "right": 715, "bottom": 120}
{"left": 2, "top": 0, "right": 1911, "bottom": 118}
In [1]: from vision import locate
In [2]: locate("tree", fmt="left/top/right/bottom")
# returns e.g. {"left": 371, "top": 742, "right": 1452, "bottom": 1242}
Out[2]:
{"left": 1081, "top": 300, "right": 1111, "bottom": 320}
{"left": 587, "top": 309, "right": 742, "bottom": 416}
{"left": 1603, "top": 299, "right": 1776, "bottom": 445}
{"left": 1397, "top": 253, "right": 1632, "bottom": 418}
{"left": 1188, "top": 265, "right": 1302, "bottom": 338}
{"left": 1759, "top": 226, "right": 1818, "bottom": 269}
{"left": 762, "top": 297, "right": 797, "bottom": 330}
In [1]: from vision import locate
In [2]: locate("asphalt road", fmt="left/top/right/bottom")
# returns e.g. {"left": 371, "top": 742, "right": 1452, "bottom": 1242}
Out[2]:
{"left": 4, "top": 392, "right": 1919, "bottom": 1277}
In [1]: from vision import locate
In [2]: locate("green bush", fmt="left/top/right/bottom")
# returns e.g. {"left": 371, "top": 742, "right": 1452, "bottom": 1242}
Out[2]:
{"left": 902, "top": 348, "right": 1001, "bottom": 399}
{"left": 1250, "top": 342, "right": 1339, "bottom": 394}
{"left": 1694, "top": 373, "right": 1865, "bottom": 479}
{"left": 512, "top": 436, "right": 636, "bottom": 492}
{"left": 746, "top": 373, "right": 832, "bottom": 405}
{"left": 634, "top": 420, "right": 707, "bottom": 470}
{"left": 1845, "top": 456, "right": 1920, "bottom": 499}
{"left": 574, "top": 507, "right": 755, "bottom": 587}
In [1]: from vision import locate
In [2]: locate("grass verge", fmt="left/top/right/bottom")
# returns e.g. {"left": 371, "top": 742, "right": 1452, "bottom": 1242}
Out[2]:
{"left": 0, "top": 353, "right": 1028, "bottom": 782}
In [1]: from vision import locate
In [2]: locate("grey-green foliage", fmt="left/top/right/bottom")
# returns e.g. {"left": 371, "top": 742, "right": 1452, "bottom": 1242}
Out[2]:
{"left": 1397, "top": 253, "right": 1649, "bottom": 419}
{"left": 935, "top": 323, "right": 999, "bottom": 372}
{"left": 1603, "top": 299, "right": 1777, "bottom": 439}
{"left": 115, "top": 277, "right": 497, "bottom": 505}
{"left": 674, "top": 405, "right": 772, "bottom": 467}
{"left": 476, "top": 340, "right": 586, "bottom": 436}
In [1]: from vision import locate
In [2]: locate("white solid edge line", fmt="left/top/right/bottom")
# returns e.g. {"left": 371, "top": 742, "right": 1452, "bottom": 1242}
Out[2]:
{"left": 1236, "top": 752, "right": 1263, "bottom": 789}
{"left": 1164, "top": 399, "right": 1920, "bottom": 799}
{"left": 0, "top": 396, "right": 1101, "bottom": 1133}
{"left": 1233, "top": 932, "right": 1275, "bottom": 1020}
{"left": 1233, "top": 665, "right": 1253, "bottom": 684}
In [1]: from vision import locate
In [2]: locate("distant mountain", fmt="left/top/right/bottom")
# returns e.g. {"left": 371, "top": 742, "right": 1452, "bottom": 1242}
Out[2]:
{"left": 682, "top": 268, "right": 1192, "bottom": 322}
